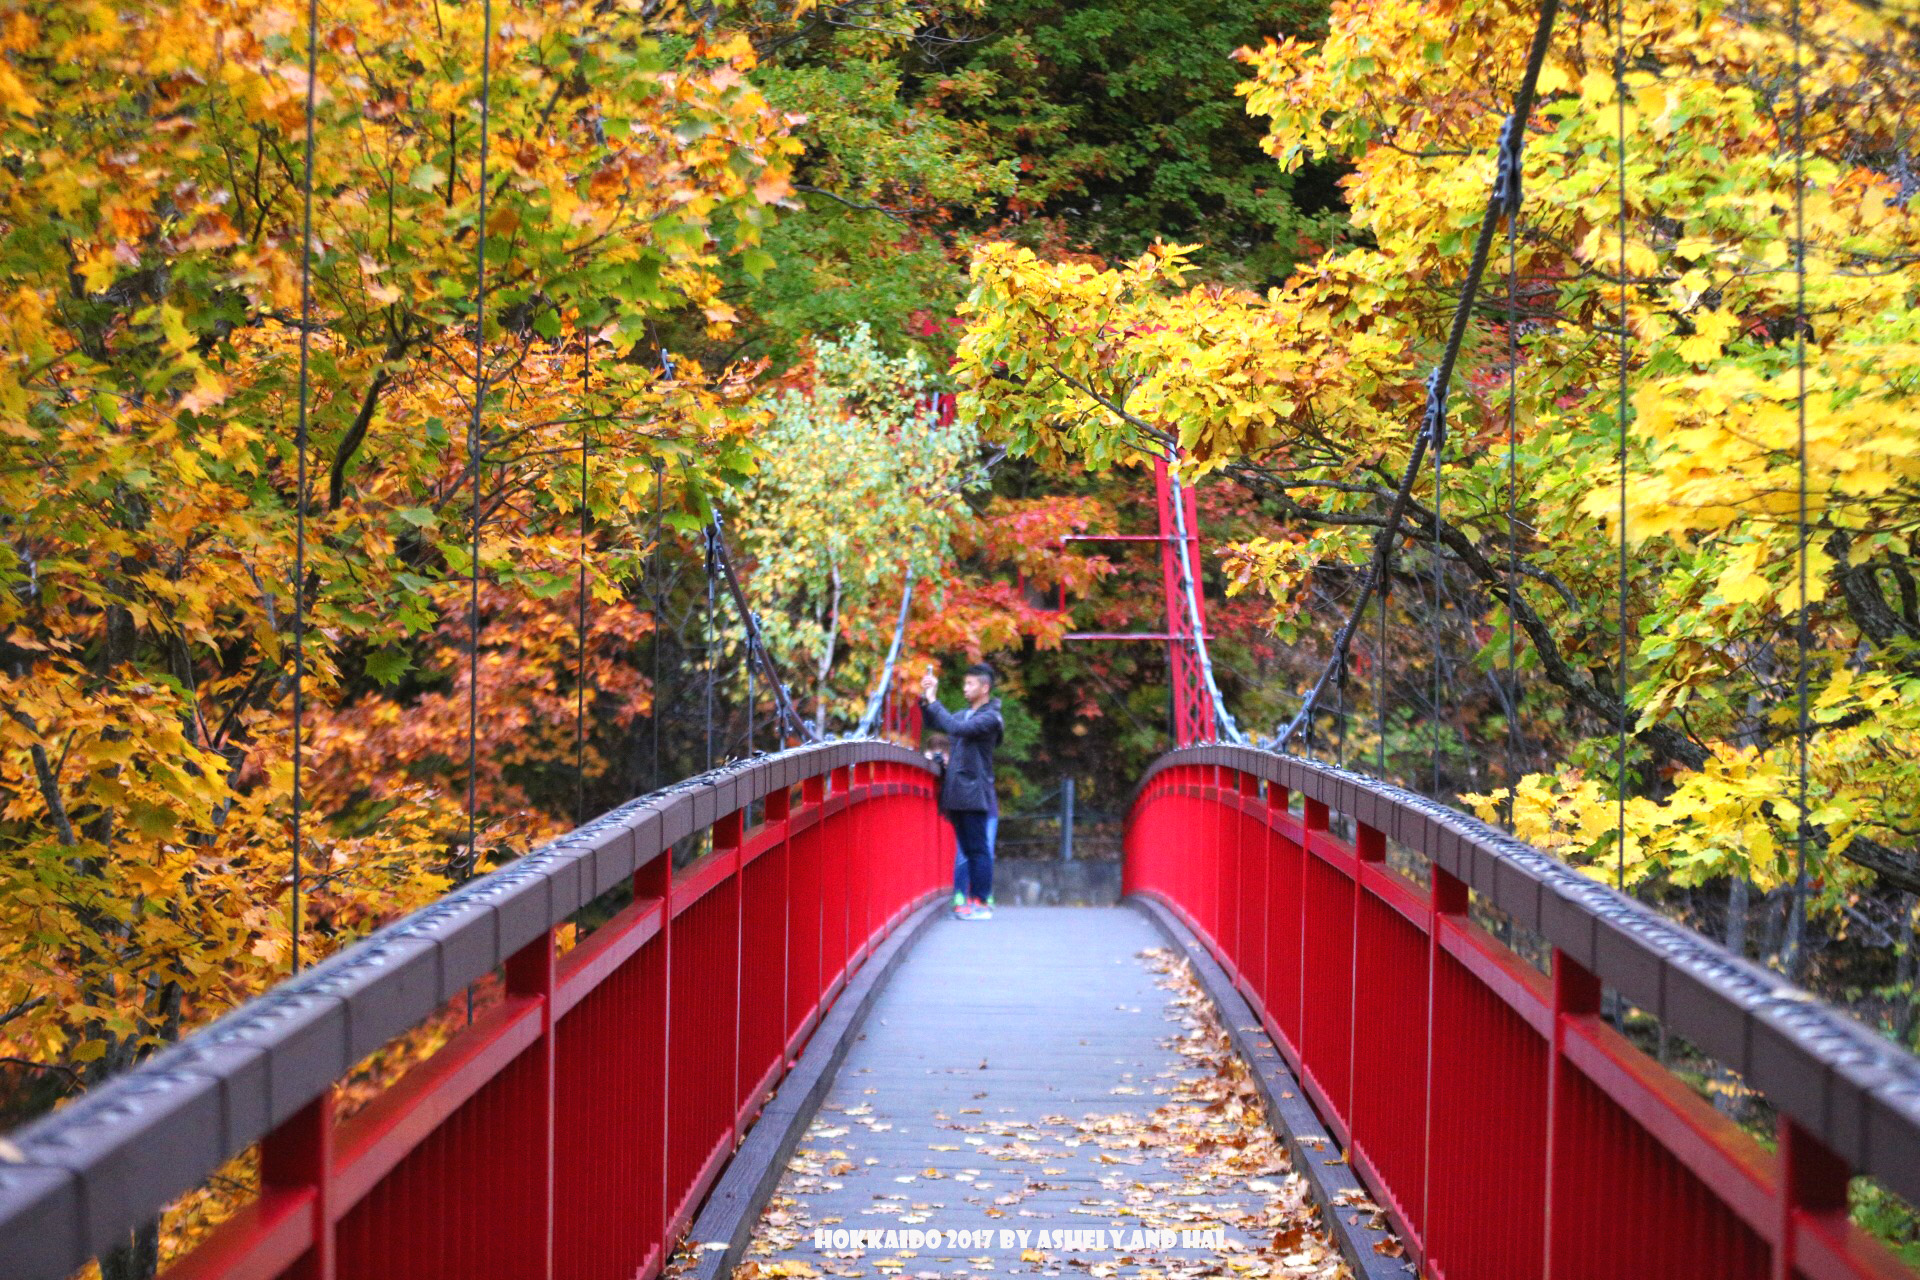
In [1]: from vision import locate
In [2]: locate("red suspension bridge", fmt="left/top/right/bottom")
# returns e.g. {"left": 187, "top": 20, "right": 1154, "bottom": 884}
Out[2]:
{"left": 5, "top": 733, "right": 1920, "bottom": 1280}
{"left": 7, "top": 223, "right": 1920, "bottom": 1280}
{"left": 4, "top": 392, "right": 1920, "bottom": 1280}
{"left": 6, "top": 2, "right": 1920, "bottom": 1277}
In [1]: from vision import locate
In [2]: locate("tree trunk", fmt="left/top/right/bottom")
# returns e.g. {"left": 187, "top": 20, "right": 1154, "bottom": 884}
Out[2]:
{"left": 1782, "top": 871, "right": 1811, "bottom": 985}
{"left": 1896, "top": 893, "right": 1919, "bottom": 1051}
{"left": 1714, "top": 875, "right": 1752, "bottom": 1121}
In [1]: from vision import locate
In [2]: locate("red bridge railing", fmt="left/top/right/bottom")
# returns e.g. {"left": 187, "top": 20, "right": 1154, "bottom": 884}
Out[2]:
{"left": 1126, "top": 745, "right": 1920, "bottom": 1280}
{"left": 0, "top": 742, "right": 941, "bottom": 1280}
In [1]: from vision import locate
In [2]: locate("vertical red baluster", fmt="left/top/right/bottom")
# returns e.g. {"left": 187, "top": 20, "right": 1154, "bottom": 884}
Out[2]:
{"left": 1423, "top": 865, "right": 1468, "bottom": 1272}
{"left": 1348, "top": 822, "right": 1385, "bottom": 1144}
{"left": 262, "top": 1091, "right": 336, "bottom": 1280}
{"left": 1209, "top": 766, "right": 1226, "bottom": 941}
{"left": 860, "top": 763, "right": 871, "bottom": 934}
{"left": 1544, "top": 947, "right": 1601, "bottom": 1279}
{"left": 1299, "top": 795, "right": 1351, "bottom": 1119}
{"left": 798, "top": 773, "right": 826, "bottom": 1045}
{"left": 1263, "top": 784, "right": 1294, "bottom": 1044}
{"left": 637, "top": 849, "right": 670, "bottom": 1273}
{"left": 714, "top": 807, "right": 744, "bottom": 1139}
{"left": 1248, "top": 777, "right": 1271, "bottom": 1010}
{"left": 1773, "top": 1120, "right": 1850, "bottom": 1280}
{"left": 830, "top": 765, "right": 851, "bottom": 985}
{"left": 505, "top": 930, "right": 557, "bottom": 1280}
{"left": 1233, "top": 771, "right": 1256, "bottom": 984}
{"left": 767, "top": 784, "right": 792, "bottom": 1075}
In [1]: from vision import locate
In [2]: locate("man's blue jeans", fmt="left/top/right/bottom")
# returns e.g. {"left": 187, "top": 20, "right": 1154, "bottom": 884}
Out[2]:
{"left": 953, "top": 815, "right": 997, "bottom": 897}
{"left": 949, "top": 812, "right": 995, "bottom": 902}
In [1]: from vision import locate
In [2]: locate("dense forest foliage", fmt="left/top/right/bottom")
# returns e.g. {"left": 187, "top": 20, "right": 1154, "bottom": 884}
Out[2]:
{"left": 2, "top": 0, "right": 1919, "bottom": 1270}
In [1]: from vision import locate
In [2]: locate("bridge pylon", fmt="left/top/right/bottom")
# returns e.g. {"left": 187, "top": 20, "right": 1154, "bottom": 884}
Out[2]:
{"left": 1063, "top": 454, "right": 1215, "bottom": 748}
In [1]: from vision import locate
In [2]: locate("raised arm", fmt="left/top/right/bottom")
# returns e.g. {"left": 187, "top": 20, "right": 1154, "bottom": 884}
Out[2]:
{"left": 922, "top": 699, "right": 1001, "bottom": 740}
{"left": 918, "top": 695, "right": 962, "bottom": 736}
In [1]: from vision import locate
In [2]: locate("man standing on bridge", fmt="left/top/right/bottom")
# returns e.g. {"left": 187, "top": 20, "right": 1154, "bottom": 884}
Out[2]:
{"left": 920, "top": 663, "right": 1004, "bottom": 920}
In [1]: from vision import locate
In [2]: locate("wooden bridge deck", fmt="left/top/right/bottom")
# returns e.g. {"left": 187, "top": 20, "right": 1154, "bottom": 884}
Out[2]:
{"left": 723, "top": 906, "right": 1352, "bottom": 1279}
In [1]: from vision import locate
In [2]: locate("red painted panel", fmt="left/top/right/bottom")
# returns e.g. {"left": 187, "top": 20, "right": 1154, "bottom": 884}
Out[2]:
{"left": 1350, "top": 885, "right": 1429, "bottom": 1231}
{"left": 334, "top": 1040, "right": 547, "bottom": 1279}
{"left": 1299, "top": 849, "right": 1354, "bottom": 1119}
{"left": 1424, "top": 943, "right": 1548, "bottom": 1278}
{"left": 738, "top": 830, "right": 790, "bottom": 1115}
{"left": 667, "top": 885, "right": 739, "bottom": 1219}
{"left": 554, "top": 919, "right": 665, "bottom": 1280}
{"left": 1547, "top": 1057, "right": 1768, "bottom": 1279}
{"left": 1123, "top": 771, "right": 1918, "bottom": 1280}
{"left": 1263, "top": 808, "right": 1303, "bottom": 1049}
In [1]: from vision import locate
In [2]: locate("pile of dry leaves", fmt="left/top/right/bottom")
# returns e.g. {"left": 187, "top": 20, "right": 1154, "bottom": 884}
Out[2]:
{"left": 667, "top": 946, "right": 1372, "bottom": 1279}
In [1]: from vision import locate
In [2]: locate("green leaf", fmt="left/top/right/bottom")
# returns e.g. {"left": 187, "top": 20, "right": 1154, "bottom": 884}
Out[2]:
{"left": 365, "top": 649, "right": 413, "bottom": 686}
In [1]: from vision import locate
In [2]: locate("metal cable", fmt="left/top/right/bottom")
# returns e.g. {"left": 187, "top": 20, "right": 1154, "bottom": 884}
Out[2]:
{"left": 708, "top": 510, "right": 817, "bottom": 745}
{"left": 461, "top": 0, "right": 494, "bottom": 1032}
{"left": 1276, "top": 0, "right": 1562, "bottom": 750}
{"left": 1613, "top": 0, "right": 1630, "bottom": 892}
{"left": 1165, "top": 466, "right": 1244, "bottom": 743}
{"left": 649, "top": 456, "right": 663, "bottom": 789}
{"left": 1791, "top": 0, "right": 1812, "bottom": 959}
{"left": 1502, "top": 110, "right": 1526, "bottom": 821}
{"left": 704, "top": 525, "right": 715, "bottom": 770}
{"left": 1334, "top": 658, "right": 1347, "bottom": 768}
{"left": 289, "top": 0, "right": 321, "bottom": 974}
{"left": 1376, "top": 579, "right": 1388, "bottom": 775}
{"left": 855, "top": 569, "right": 916, "bottom": 738}
{"left": 1432, "top": 364, "right": 1445, "bottom": 797}
{"left": 463, "top": 0, "right": 494, "bottom": 885}
{"left": 575, "top": 330, "right": 590, "bottom": 825}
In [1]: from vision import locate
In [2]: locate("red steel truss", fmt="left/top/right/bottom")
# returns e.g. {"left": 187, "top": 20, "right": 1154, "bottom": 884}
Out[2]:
{"left": 1065, "top": 455, "right": 1213, "bottom": 747}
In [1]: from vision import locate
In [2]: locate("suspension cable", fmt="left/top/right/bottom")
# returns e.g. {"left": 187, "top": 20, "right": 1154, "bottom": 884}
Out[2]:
{"left": 462, "top": 0, "right": 495, "bottom": 885}
{"left": 574, "top": 329, "right": 591, "bottom": 824}
{"left": 1501, "top": 106, "right": 1526, "bottom": 822}
{"left": 706, "top": 521, "right": 721, "bottom": 767}
{"left": 1431, "top": 347, "right": 1446, "bottom": 796}
{"left": 1376, "top": 575, "right": 1388, "bottom": 774}
{"left": 855, "top": 569, "right": 916, "bottom": 738}
{"left": 1275, "top": 0, "right": 1562, "bottom": 751}
{"left": 289, "top": 0, "right": 321, "bottom": 974}
{"left": 1164, "top": 465, "right": 1244, "bottom": 744}
{"left": 649, "top": 455, "right": 664, "bottom": 789}
{"left": 1791, "top": 0, "right": 1812, "bottom": 962}
{"left": 1613, "top": 0, "right": 1630, "bottom": 892}
{"left": 708, "top": 510, "right": 818, "bottom": 745}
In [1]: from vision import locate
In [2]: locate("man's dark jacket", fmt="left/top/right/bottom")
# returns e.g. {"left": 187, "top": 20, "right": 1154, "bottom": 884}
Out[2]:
{"left": 919, "top": 696, "right": 1003, "bottom": 813}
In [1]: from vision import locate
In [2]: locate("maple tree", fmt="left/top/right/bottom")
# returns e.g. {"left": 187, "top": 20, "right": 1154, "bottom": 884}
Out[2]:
{"left": 0, "top": 4, "right": 795, "bottom": 1258}
{"left": 958, "top": 0, "right": 1920, "bottom": 970}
